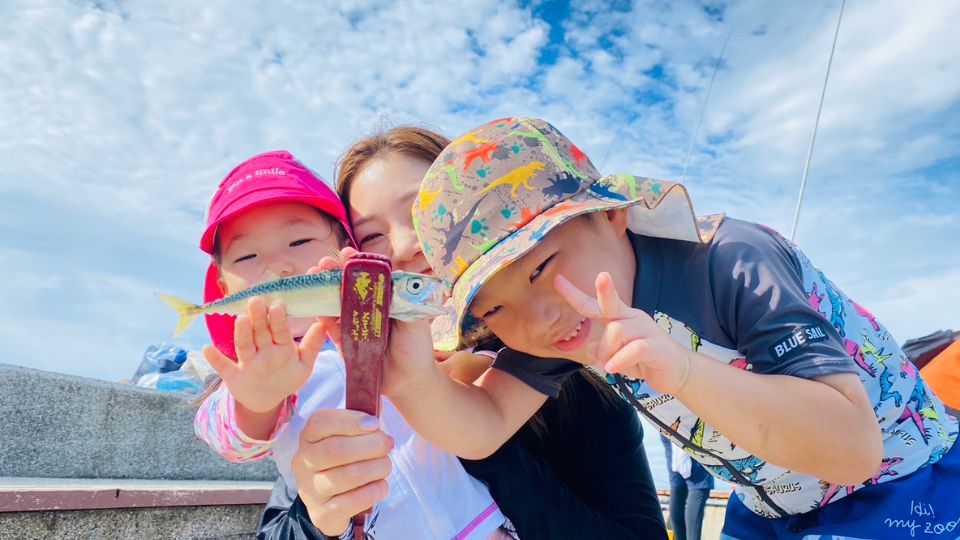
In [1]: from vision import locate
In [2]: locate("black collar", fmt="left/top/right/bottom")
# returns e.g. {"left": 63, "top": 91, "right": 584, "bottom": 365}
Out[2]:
{"left": 628, "top": 231, "right": 662, "bottom": 316}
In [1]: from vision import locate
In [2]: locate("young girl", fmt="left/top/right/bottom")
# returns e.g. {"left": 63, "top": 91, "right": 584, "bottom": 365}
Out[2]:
{"left": 191, "top": 150, "right": 513, "bottom": 540}
{"left": 364, "top": 117, "right": 959, "bottom": 539}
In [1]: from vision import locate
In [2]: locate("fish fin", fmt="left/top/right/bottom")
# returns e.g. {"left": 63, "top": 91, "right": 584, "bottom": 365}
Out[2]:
{"left": 328, "top": 247, "right": 347, "bottom": 263}
{"left": 154, "top": 293, "right": 202, "bottom": 338}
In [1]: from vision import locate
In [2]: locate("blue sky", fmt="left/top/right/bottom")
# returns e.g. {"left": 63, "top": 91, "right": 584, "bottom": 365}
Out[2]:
{"left": 2, "top": 0, "right": 959, "bottom": 487}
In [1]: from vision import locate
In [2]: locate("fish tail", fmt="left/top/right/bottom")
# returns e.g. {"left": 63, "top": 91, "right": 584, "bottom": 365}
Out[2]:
{"left": 154, "top": 293, "right": 202, "bottom": 337}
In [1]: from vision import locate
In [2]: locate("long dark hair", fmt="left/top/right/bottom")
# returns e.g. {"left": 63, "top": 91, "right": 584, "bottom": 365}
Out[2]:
{"left": 335, "top": 125, "right": 450, "bottom": 215}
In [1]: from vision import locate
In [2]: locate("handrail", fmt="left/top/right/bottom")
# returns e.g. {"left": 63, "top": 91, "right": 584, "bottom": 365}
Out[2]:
{"left": 0, "top": 478, "right": 274, "bottom": 513}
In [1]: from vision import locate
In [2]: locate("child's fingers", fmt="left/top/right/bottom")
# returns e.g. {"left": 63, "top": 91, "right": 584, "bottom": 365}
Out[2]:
{"left": 553, "top": 274, "right": 602, "bottom": 320}
{"left": 594, "top": 319, "right": 627, "bottom": 367}
{"left": 595, "top": 272, "right": 629, "bottom": 320}
{"left": 307, "top": 246, "right": 362, "bottom": 275}
{"left": 299, "top": 321, "right": 327, "bottom": 365}
{"left": 267, "top": 303, "right": 293, "bottom": 345}
{"left": 314, "top": 316, "right": 342, "bottom": 351}
{"left": 309, "top": 244, "right": 358, "bottom": 273}
{"left": 202, "top": 344, "right": 237, "bottom": 380}
{"left": 309, "top": 256, "right": 342, "bottom": 274}
{"left": 603, "top": 339, "right": 647, "bottom": 376}
{"left": 247, "top": 297, "right": 272, "bottom": 351}
{"left": 234, "top": 315, "right": 256, "bottom": 362}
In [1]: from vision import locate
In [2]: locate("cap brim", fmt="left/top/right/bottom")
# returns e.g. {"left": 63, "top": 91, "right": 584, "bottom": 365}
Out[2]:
{"left": 200, "top": 191, "right": 354, "bottom": 254}
{"left": 431, "top": 176, "right": 723, "bottom": 351}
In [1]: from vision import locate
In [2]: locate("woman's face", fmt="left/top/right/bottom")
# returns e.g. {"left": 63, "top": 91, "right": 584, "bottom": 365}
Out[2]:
{"left": 348, "top": 152, "right": 433, "bottom": 274}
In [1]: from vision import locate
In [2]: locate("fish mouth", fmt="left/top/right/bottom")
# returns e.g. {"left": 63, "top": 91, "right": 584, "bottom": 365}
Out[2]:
{"left": 419, "top": 281, "right": 447, "bottom": 316}
{"left": 397, "top": 292, "right": 449, "bottom": 320}
{"left": 390, "top": 277, "right": 447, "bottom": 321}
{"left": 417, "top": 302, "right": 449, "bottom": 318}
{"left": 391, "top": 305, "right": 446, "bottom": 322}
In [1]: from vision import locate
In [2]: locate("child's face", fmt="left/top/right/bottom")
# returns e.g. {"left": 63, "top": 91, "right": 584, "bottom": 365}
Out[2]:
{"left": 468, "top": 211, "right": 635, "bottom": 365}
{"left": 348, "top": 152, "right": 433, "bottom": 275}
{"left": 217, "top": 200, "right": 340, "bottom": 337}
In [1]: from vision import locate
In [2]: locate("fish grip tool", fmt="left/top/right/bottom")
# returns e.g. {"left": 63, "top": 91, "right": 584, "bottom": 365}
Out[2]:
{"left": 339, "top": 252, "right": 391, "bottom": 539}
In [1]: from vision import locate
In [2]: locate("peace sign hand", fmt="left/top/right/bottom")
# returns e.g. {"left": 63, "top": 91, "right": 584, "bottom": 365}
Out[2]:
{"left": 553, "top": 272, "right": 693, "bottom": 395}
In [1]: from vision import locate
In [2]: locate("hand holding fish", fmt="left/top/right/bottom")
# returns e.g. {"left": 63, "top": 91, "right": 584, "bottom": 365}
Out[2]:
{"left": 156, "top": 253, "right": 444, "bottom": 338}
{"left": 302, "top": 246, "right": 356, "bottom": 353}
{"left": 203, "top": 296, "right": 325, "bottom": 414}
{"left": 554, "top": 272, "right": 693, "bottom": 395}
{"left": 158, "top": 246, "right": 445, "bottom": 416}
{"left": 381, "top": 318, "right": 438, "bottom": 398}
{"left": 307, "top": 247, "right": 440, "bottom": 399}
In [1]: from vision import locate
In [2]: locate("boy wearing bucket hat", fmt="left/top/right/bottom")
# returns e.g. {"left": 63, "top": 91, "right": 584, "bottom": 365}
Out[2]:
{"left": 191, "top": 151, "right": 514, "bottom": 539}
{"left": 382, "top": 118, "right": 960, "bottom": 538}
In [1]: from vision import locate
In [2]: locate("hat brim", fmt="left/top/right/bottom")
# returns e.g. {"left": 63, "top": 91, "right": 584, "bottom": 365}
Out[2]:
{"left": 203, "top": 262, "right": 238, "bottom": 359}
{"left": 200, "top": 191, "right": 355, "bottom": 254}
{"left": 430, "top": 175, "right": 723, "bottom": 352}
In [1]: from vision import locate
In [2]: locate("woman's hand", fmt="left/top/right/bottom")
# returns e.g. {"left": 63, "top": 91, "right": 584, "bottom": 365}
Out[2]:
{"left": 292, "top": 408, "right": 394, "bottom": 536}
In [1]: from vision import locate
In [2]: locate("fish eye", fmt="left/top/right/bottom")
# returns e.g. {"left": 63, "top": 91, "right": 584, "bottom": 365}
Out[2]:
{"left": 406, "top": 278, "right": 423, "bottom": 294}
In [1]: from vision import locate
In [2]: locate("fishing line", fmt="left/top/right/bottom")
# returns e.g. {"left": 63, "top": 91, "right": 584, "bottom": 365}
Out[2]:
{"left": 599, "top": 25, "right": 732, "bottom": 180}
{"left": 598, "top": 113, "right": 633, "bottom": 172}
{"left": 680, "top": 26, "right": 734, "bottom": 185}
{"left": 790, "top": 0, "right": 847, "bottom": 241}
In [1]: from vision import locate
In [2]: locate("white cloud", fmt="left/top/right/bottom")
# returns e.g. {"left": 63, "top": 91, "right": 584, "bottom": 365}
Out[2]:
{"left": 0, "top": 0, "right": 958, "bottom": 383}
{"left": 0, "top": 246, "right": 209, "bottom": 380}
{"left": 866, "top": 270, "right": 960, "bottom": 340}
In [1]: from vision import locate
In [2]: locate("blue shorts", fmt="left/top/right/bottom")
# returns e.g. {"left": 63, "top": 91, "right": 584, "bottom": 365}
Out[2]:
{"left": 720, "top": 443, "right": 960, "bottom": 539}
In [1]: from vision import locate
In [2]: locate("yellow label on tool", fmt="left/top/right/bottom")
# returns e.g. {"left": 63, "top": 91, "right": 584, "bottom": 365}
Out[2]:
{"left": 350, "top": 310, "right": 360, "bottom": 341}
{"left": 373, "top": 309, "right": 383, "bottom": 338}
{"left": 354, "top": 272, "right": 371, "bottom": 301}
{"left": 374, "top": 274, "right": 385, "bottom": 306}
{"left": 348, "top": 269, "right": 387, "bottom": 343}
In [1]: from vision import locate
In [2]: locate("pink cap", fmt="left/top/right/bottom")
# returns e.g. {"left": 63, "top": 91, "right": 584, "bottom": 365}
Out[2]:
{"left": 202, "top": 150, "right": 354, "bottom": 359}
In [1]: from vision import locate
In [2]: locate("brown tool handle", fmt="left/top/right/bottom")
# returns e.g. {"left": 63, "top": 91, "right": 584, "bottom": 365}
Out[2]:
{"left": 339, "top": 252, "right": 391, "bottom": 537}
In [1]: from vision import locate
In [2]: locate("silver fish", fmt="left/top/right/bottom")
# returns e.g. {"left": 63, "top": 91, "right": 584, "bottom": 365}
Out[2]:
{"left": 156, "top": 270, "right": 445, "bottom": 337}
